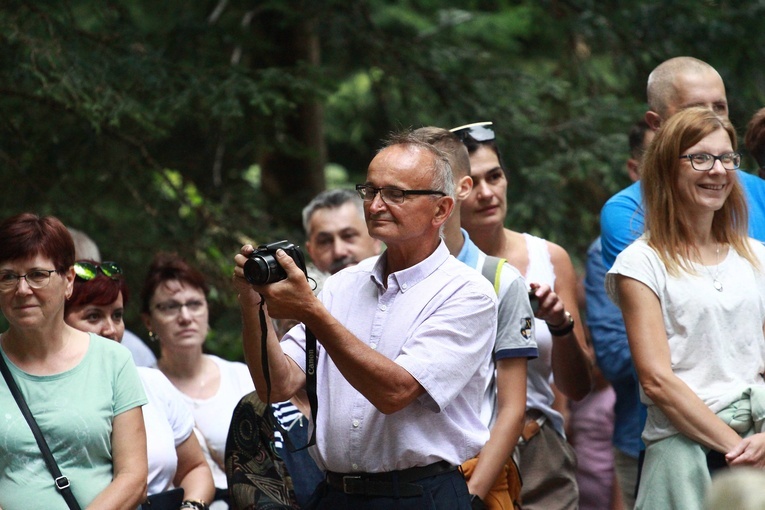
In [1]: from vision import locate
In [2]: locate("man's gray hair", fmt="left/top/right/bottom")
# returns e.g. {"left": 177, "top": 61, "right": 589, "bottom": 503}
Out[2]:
{"left": 380, "top": 131, "right": 456, "bottom": 199}
{"left": 302, "top": 188, "right": 364, "bottom": 235}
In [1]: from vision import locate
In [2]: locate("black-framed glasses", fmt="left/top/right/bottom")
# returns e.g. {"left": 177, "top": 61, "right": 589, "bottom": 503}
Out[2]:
{"left": 74, "top": 261, "right": 123, "bottom": 280}
{"left": 355, "top": 184, "right": 446, "bottom": 205}
{"left": 449, "top": 121, "right": 495, "bottom": 143}
{"left": 679, "top": 152, "right": 741, "bottom": 172}
{"left": 0, "top": 269, "right": 57, "bottom": 292}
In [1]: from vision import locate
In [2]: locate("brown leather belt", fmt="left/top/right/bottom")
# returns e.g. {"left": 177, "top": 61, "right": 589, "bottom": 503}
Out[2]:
{"left": 325, "top": 460, "right": 456, "bottom": 497}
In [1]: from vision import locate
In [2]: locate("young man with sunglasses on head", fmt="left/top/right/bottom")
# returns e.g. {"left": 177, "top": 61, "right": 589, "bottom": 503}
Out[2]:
{"left": 413, "top": 126, "right": 538, "bottom": 510}
{"left": 234, "top": 131, "right": 498, "bottom": 510}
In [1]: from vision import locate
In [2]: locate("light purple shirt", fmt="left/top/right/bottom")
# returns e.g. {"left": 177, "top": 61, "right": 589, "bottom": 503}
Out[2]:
{"left": 282, "top": 240, "right": 497, "bottom": 473}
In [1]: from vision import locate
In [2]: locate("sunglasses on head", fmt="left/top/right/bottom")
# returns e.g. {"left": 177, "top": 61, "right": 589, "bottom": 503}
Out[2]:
{"left": 450, "top": 121, "right": 495, "bottom": 143}
{"left": 74, "top": 261, "right": 123, "bottom": 281}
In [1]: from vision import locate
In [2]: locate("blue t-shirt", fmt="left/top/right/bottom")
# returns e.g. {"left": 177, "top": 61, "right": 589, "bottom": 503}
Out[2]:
{"left": 585, "top": 237, "right": 642, "bottom": 458}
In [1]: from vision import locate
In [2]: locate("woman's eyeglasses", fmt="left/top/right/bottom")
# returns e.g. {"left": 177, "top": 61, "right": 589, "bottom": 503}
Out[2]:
{"left": 679, "top": 152, "right": 741, "bottom": 172}
{"left": 74, "top": 261, "right": 123, "bottom": 281}
{"left": 450, "top": 121, "right": 495, "bottom": 143}
{"left": 0, "top": 270, "right": 57, "bottom": 291}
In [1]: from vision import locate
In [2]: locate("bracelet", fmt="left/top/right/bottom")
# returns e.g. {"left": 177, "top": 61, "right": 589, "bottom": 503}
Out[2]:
{"left": 546, "top": 310, "right": 574, "bottom": 337}
{"left": 180, "top": 501, "right": 209, "bottom": 510}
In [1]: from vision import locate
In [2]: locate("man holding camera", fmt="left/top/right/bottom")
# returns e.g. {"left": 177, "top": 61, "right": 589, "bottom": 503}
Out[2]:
{"left": 233, "top": 132, "right": 498, "bottom": 509}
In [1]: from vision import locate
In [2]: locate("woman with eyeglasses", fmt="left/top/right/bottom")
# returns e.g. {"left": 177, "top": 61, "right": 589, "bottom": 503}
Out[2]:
{"left": 453, "top": 122, "right": 593, "bottom": 510}
{"left": 140, "top": 252, "right": 254, "bottom": 508}
{"left": 607, "top": 107, "right": 765, "bottom": 508}
{"left": 0, "top": 213, "right": 148, "bottom": 510}
{"left": 64, "top": 259, "right": 215, "bottom": 509}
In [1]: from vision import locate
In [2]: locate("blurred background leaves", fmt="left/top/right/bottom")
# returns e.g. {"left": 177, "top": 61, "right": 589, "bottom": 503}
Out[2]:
{"left": 3, "top": 0, "right": 764, "bottom": 357}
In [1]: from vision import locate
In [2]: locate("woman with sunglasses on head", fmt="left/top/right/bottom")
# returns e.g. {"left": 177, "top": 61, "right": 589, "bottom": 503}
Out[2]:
{"left": 454, "top": 122, "right": 593, "bottom": 510}
{"left": 607, "top": 107, "right": 765, "bottom": 509}
{"left": 64, "top": 259, "right": 215, "bottom": 509}
{"left": 140, "top": 252, "right": 254, "bottom": 509}
{"left": 0, "top": 213, "right": 148, "bottom": 510}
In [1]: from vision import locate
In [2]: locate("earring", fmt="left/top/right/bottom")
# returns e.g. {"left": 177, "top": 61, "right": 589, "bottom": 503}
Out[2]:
{"left": 148, "top": 331, "right": 159, "bottom": 342}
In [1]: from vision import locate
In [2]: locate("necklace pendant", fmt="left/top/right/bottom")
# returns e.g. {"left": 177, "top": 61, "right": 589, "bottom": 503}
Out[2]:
{"left": 713, "top": 280, "right": 723, "bottom": 292}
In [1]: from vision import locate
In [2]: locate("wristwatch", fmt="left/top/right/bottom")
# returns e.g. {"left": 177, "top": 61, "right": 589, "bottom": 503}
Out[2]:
{"left": 547, "top": 310, "right": 574, "bottom": 337}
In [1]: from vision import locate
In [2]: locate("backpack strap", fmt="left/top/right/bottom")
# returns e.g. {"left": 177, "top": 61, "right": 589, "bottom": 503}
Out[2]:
{"left": 481, "top": 256, "right": 506, "bottom": 296}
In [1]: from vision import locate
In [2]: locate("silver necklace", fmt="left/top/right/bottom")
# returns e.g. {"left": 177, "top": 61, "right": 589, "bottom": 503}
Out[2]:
{"left": 706, "top": 244, "right": 723, "bottom": 292}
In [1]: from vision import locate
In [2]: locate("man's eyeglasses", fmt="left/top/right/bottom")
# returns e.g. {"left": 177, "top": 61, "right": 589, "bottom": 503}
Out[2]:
{"left": 153, "top": 299, "right": 206, "bottom": 319}
{"left": 0, "top": 269, "right": 57, "bottom": 292}
{"left": 74, "top": 261, "right": 123, "bottom": 281}
{"left": 450, "top": 121, "right": 495, "bottom": 143}
{"left": 679, "top": 152, "right": 741, "bottom": 172}
{"left": 355, "top": 184, "right": 446, "bottom": 205}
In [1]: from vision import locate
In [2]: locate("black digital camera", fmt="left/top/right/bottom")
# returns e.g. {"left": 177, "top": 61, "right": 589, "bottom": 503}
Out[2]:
{"left": 244, "top": 240, "right": 307, "bottom": 285}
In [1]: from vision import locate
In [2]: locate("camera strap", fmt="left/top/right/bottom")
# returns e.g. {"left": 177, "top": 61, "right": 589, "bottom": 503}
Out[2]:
{"left": 259, "top": 300, "right": 317, "bottom": 451}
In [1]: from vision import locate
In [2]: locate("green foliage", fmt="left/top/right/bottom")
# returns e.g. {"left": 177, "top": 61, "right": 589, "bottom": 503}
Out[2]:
{"left": 3, "top": 0, "right": 765, "bottom": 356}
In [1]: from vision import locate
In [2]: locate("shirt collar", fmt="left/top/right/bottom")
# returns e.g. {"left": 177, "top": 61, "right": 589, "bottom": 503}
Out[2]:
{"left": 371, "top": 239, "right": 451, "bottom": 292}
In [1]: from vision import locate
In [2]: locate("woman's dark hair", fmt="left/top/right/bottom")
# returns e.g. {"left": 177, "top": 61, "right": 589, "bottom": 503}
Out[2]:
{"left": 461, "top": 135, "right": 508, "bottom": 174}
{"left": 140, "top": 252, "right": 209, "bottom": 313}
{"left": 65, "top": 259, "right": 129, "bottom": 315}
{"left": 0, "top": 213, "right": 74, "bottom": 272}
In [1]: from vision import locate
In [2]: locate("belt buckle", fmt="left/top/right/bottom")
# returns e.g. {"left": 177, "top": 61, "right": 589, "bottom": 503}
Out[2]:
{"left": 342, "top": 475, "right": 362, "bottom": 494}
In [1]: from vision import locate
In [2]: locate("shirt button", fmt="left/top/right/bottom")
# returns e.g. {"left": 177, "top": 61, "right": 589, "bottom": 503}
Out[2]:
{"left": 371, "top": 343, "right": 377, "bottom": 350}
{"left": 352, "top": 419, "right": 360, "bottom": 428}
{"left": 380, "top": 304, "right": 387, "bottom": 311}
{"left": 402, "top": 283, "right": 408, "bottom": 289}
{"left": 352, "top": 463, "right": 359, "bottom": 470}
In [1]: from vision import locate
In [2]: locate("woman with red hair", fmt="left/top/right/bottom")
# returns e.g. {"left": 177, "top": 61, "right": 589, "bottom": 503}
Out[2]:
{"left": 64, "top": 259, "right": 215, "bottom": 509}
{"left": 0, "top": 213, "right": 147, "bottom": 509}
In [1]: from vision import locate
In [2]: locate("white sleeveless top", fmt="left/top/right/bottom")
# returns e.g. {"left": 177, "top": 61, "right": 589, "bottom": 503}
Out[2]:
{"left": 523, "top": 233, "right": 565, "bottom": 437}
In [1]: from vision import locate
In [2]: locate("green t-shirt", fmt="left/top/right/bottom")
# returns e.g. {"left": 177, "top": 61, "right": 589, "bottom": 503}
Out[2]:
{"left": 0, "top": 333, "right": 147, "bottom": 509}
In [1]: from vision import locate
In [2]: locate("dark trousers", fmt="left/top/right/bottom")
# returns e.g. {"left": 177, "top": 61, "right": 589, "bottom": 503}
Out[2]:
{"left": 304, "top": 469, "right": 471, "bottom": 509}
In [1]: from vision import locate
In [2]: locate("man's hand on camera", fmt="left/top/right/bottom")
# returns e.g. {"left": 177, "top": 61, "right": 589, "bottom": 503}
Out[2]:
{"left": 242, "top": 249, "right": 316, "bottom": 321}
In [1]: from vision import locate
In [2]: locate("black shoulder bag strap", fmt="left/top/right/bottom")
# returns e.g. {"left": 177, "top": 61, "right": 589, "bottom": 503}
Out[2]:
{"left": 259, "top": 300, "right": 318, "bottom": 451}
{"left": 0, "top": 353, "right": 82, "bottom": 510}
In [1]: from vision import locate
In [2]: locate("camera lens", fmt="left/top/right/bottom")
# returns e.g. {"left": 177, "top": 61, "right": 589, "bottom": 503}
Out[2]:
{"left": 244, "top": 254, "right": 281, "bottom": 285}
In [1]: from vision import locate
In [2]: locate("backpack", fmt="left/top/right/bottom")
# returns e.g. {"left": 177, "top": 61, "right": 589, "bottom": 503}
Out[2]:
{"left": 224, "top": 391, "right": 300, "bottom": 510}
{"left": 477, "top": 254, "right": 524, "bottom": 509}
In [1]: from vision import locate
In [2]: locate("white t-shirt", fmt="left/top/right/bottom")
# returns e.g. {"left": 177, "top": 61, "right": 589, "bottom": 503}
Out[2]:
{"left": 139, "top": 367, "right": 195, "bottom": 495}
{"left": 606, "top": 237, "right": 765, "bottom": 442}
{"left": 177, "top": 355, "right": 254, "bottom": 488}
